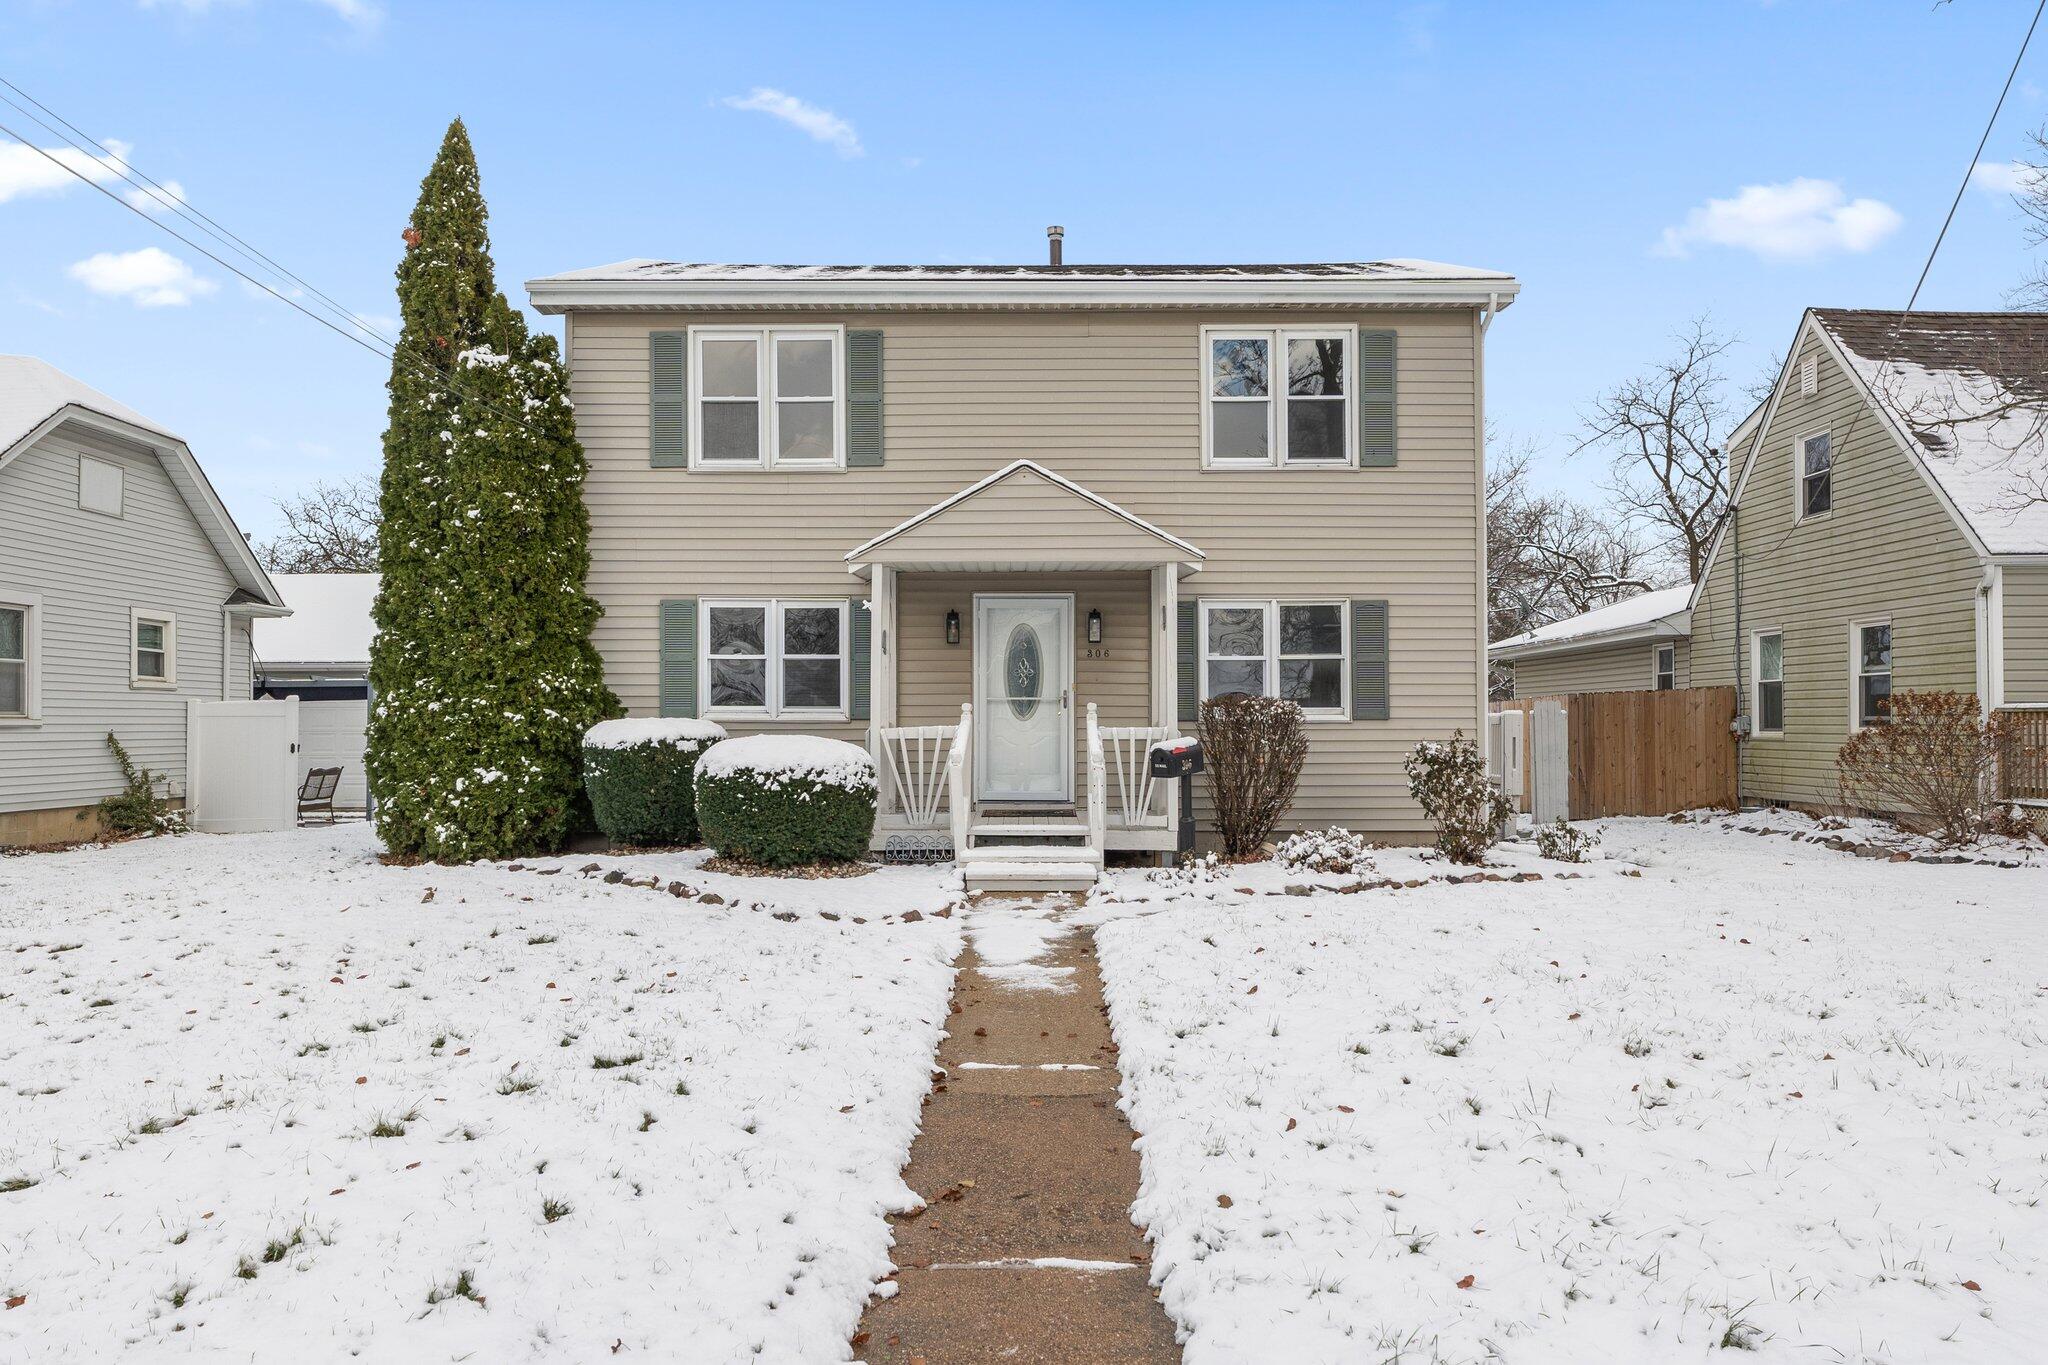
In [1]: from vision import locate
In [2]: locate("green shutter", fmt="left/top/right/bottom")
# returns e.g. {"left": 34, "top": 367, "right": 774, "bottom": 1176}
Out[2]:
{"left": 658, "top": 598, "right": 697, "bottom": 717}
{"left": 848, "top": 601, "right": 872, "bottom": 721}
{"left": 1351, "top": 599, "right": 1389, "bottom": 720}
{"left": 650, "top": 331, "right": 687, "bottom": 468}
{"left": 1177, "top": 600, "right": 1199, "bottom": 725}
{"left": 1357, "top": 329, "right": 1396, "bottom": 468}
{"left": 846, "top": 329, "right": 884, "bottom": 467}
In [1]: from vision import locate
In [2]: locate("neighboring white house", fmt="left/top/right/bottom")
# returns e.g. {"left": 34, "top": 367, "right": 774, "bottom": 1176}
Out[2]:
{"left": 0, "top": 356, "right": 290, "bottom": 846}
{"left": 253, "top": 571, "right": 377, "bottom": 811}
{"left": 1491, "top": 585, "right": 1694, "bottom": 698}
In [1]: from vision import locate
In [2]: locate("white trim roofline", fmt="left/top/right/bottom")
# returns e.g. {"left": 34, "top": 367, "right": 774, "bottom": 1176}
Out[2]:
{"left": 0, "top": 401, "right": 288, "bottom": 610}
{"left": 1488, "top": 609, "right": 1692, "bottom": 663}
{"left": 845, "top": 459, "right": 1206, "bottom": 569}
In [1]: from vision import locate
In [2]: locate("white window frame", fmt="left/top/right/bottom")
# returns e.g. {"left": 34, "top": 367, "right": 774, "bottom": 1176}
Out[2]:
{"left": 0, "top": 590, "right": 42, "bottom": 725}
{"left": 1794, "top": 429, "right": 1833, "bottom": 523}
{"left": 1652, "top": 643, "right": 1677, "bottom": 691}
{"left": 699, "top": 598, "right": 851, "bottom": 720}
{"left": 1750, "top": 629, "right": 1784, "bottom": 737}
{"left": 688, "top": 325, "right": 845, "bottom": 471}
{"left": 131, "top": 607, "right": 177, "bottom": 688}
{"left": 1849, "top": 618, "right": 1892, "bottom": 731}
{"left": 1200, "top": 325, "right": 1358, "bottom": 469}
{"left": 1196, "top": 598, "right": 1350, "bottom": 720}
{"left": 78, "top": 455, "right": 124, "bottom": 517}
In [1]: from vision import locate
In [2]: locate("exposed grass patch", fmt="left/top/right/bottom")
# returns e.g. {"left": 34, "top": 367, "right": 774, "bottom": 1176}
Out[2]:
{"left": 1, "top": 1176, "right": 38, "bottom": 1193}
{"left": 591, "top": 1053, "right": 643, "bottom": 1071}
{"left": 261, "top": 1228, "right": 305, "bottom": 1263}
{"left": 526, "top": 934, "right": 557, "bottom": 946}
{"left": 542, "top": 1198, "right": 572, "bottom": 1224}
{"left": 89, "top": 997, "right": 115, "bottom": 1008}
{"left": 426, "top": 1269, "right": 483, "bottom": 1307}
{"left": 497, "top": 1073, "right": 538, "bottom": 1096}
{"left": 367, "top": 1109, "right": 418, "bottom": 1138}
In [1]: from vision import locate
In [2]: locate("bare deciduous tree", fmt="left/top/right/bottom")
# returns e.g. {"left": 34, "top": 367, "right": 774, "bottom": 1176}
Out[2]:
{"left": 257, "top": 476, "right": 380, "bottom": 573}
{"left": 1572, "top": 318, "right": 1736, "bottom": 582}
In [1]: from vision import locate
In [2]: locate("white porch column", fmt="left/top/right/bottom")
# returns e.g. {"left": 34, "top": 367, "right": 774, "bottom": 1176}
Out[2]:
{"left": 1152, "top": 564, "right": 1178, "bottom": 729}
{"left": 870, "top": 565, "right": 898, "bottom": 816}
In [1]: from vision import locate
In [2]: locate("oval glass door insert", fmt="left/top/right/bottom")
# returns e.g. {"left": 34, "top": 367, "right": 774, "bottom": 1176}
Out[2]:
{"left": 1004, "top": 623, "right": 1043, "bottom": 719}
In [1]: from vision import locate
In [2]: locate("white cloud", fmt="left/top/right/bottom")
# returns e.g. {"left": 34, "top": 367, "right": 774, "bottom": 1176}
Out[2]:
{"left": 125, "top": 179, "right": 188, "bottom": 214}
{"left": 0, "top": 137, "right": 136, "bottom": 205}
{"left": 1971, "top": 159, "right": 2046, "bottom": 196}
{"left": 1655, "top": 178, "right": 1902, "bottom": 261}
{"left": 68, "top": 247, "right": 218, "bottom": 307}
{"left": 722, "top": 88, "right": 863, "bottom": 158}
{"left": 307, "top": 0, "right": 382, "bottom": 30}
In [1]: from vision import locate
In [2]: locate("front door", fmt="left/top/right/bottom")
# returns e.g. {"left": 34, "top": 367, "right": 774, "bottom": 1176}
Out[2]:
{"left": 974, "top": 594, "right": 1073, "bottom": 803}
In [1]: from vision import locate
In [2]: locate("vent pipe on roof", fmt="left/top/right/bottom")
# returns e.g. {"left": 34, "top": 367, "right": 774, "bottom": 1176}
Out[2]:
{"left": 1047, "top": 225, "right": 1064, "bottom": 268}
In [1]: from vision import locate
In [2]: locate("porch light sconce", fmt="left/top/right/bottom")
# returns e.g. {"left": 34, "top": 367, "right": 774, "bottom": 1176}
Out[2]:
{"left": 1087, "top": 608, "right": 1103, "bottom": 644}
{"left": 945, "top": 609, "right": 961, "bottom": 646}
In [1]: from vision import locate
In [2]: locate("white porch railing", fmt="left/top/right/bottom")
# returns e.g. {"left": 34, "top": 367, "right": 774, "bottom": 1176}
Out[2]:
{"left": 878, "top": 718, "right": 960, "bottom": 828}
{"left": 944, "top": 703, "right": 974, "bottom": 855}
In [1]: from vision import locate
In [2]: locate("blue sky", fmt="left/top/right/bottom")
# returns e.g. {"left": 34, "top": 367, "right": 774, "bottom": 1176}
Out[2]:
{"left": 4, "top": 0, "right": 2047, "bottom": 542}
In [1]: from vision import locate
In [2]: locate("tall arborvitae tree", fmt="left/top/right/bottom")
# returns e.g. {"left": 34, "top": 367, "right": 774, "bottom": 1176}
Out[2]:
{"left": 367, "top": 119, "right": 617, "bottom": 861}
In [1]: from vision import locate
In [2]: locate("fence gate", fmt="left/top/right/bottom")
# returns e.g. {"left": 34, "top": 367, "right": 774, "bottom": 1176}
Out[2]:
{"left": 1529, "top": 699, "right": 1569, "bottom": 824}
{"left": 186, "top": 697, "right": 299, "bottom": 834}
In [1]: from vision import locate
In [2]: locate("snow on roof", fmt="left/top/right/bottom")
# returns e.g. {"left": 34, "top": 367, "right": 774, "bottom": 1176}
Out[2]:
{"left": 0, "top": 355, "right": 175, "bottom": 458}
{"left": 531, "top": 258, "right": 1516, "bottom": 284}
{"left": 1814, "top": 310, "right": 2048, "bottom": 557}
{"left": 1489, "top": 586, "right": 1692, "bottom": 657}
{"left": 253, "top": 573, "right": 379, "bottom": 667}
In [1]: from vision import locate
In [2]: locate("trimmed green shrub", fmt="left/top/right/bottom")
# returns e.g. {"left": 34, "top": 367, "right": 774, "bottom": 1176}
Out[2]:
{"left": 582, "top": 718, "right": 727, "bottom": 846}
{"left": 694, "top": 735, "right": 878, "bottom": 867}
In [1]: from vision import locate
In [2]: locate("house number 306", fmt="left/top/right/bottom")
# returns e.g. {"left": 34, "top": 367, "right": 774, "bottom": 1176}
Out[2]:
{"left": 1085, "top": 647, "right": 1111, "bottom": 659}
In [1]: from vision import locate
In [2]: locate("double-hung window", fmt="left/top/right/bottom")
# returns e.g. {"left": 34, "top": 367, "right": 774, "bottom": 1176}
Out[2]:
{"left": 1798, "top": 432, "right": 1832, "bottom": 518}
{"left": 1204, "top": 328, "right": 1353, "bottom": 467}
{"left": 692, "top": 328, "right": 842, "bottom": 468}
{"left": 1752, "top": 631, "right": 1783, "bottom": 735}
{"left": 702, "top": 600, "right": 848, "bottom": 717}
{"left": 1199, "top": 600, "right": 1347, "bottom": 717}
{"left": 131, "top": 609, "right": 175, "bottom": 687}
{"left": 0, "top": 600, "right": 30, "bottom": 719}
{"left": 1852, "top": 621, "right": 1891, "bottom": 728}
{"left": 1653, "top": 643, "right": 1676, "bottom": 691}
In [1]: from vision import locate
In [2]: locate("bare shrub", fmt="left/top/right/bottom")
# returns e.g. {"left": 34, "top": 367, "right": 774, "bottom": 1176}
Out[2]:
{"left": 1534, "top": 818, "right": 1598, "bottom": 863}
{"left": 1835, "top": 690, "right": 2023, "bottom": 846}
{"left": 1199, "top": 696, "right": 1308, "bottom": 860}
{"left": 1404, "top": 732, "right": 1513, "bottom": 864}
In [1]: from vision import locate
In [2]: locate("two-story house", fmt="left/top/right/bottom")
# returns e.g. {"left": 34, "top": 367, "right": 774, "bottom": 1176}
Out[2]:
{"left": 527, "top": 242, "right": 1517, "bottom": 885}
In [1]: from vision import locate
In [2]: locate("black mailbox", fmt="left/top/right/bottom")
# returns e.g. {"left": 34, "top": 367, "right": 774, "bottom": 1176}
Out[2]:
{"left": 1149, "top": 738, "right": 1204, "bottom": 779}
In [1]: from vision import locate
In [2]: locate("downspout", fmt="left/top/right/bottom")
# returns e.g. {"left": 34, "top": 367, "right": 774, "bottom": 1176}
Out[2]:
{"left": 1475, "top": 296, "right": 1497, "bottom": 740}
{"left": 1731, "top": 506, "right": 1744, "bottom": 811}
{"left": 220, "top": 608, "right": 232, "bottom": 700}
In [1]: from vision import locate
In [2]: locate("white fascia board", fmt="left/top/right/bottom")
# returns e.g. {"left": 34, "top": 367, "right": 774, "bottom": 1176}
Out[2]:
{"left": 527, "top": 275, "right": 1522, "bottom": 314}
{"left": 846, "top": 459, "right": 1207, "bottom": 563}
{"left": 1489, "top": 613, "right": 1692, "bottom": 662}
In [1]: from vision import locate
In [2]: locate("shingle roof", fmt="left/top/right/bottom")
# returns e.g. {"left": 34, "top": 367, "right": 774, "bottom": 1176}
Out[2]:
{"left": 533, "top": 258, "right": 1515, "bottom": 283}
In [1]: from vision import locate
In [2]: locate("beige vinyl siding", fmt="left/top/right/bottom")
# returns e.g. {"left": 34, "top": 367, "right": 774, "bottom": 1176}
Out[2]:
{"left": 569, "top": 307, "right": 1484, "bottom": 835}
{"left": 1690, "top": 328, "right": 1983, "bottom": 808}
{"left": 2005, "top": 565, "right": 2048, "bottom": 704}
{"left": 1512, "top": 637, "right": 1687, "bottom": 697}
{"left": 0, "top": 425, "right": 239, "bottom": 817}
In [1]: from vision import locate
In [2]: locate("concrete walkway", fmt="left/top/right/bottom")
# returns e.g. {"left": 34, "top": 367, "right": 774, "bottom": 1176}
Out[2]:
{"left": 853, "top": 897, "right": 1180, "bottom": 1364}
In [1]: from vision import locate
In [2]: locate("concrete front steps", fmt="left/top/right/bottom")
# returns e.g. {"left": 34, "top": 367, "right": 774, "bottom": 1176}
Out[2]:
{"left": 958, "top": 844, "right": 1101, "bottom": 894}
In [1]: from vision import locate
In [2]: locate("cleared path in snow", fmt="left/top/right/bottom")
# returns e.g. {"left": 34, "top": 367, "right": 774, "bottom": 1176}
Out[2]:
{"left": 854, "top": 895, "right": 1180, "bottom": 1364}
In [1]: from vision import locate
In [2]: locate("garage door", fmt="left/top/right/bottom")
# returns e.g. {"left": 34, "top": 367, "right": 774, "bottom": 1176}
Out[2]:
{"left": 298, "top": 699, "right": 369, "bottom": 809}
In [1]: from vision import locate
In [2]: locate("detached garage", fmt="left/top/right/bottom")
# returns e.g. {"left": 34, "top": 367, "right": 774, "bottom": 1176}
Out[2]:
{"left": 252, "top": 572, "right": 377, "bottom": 812}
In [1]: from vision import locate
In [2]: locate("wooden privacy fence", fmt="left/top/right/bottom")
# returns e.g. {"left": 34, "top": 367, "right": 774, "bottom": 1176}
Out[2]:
{"left": 1494, "top": 686, "right": 1737, "bottom": 820}
{"left": 1998, "top": 708, "right": 2048, "bottom": 803}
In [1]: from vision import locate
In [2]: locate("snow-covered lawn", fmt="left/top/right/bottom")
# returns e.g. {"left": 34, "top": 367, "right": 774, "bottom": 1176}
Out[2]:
{"left": 1094, "top": 820, "right": 2048, "bottom": 1364}
{"left": 0, "top": 825, "right": 960, "bottom": 1362}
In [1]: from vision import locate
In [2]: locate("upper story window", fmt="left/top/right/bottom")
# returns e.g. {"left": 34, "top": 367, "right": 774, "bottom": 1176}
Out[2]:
{"left": 702, "top": 599, "right": 848, "bottom": 717}
{"left": 1203, "top": 328, "right": 1353, "bottom": 468}
{"left": 692, "top": 327, "right": 842, "bottom": 469}
{"left": 132, "top": 609, "right": 176, "bottom": 687}
{"left": 1199, "top": 599, "right": 1348, "bottom": 717}
{"left": 1653, "top": 643, "right": 1676, "bottom": 691}
{"left": 1853, "top": 621, "right": 1891, "bottom": 728}
{"left": 1798, "top": 432, "right": 1832, "bottom": 519}
{"left": 0, "top": 600, "right": 29, "bottom": 718}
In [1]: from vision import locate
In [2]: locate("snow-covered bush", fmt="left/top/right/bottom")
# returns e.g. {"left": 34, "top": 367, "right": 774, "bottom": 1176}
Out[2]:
{"left": 1200, "top": 695, "right": 1308, "bottom": 859}
{"left": 93, "top": 733, "right": 185, "bottom": 838}
{"left": 1533, "top": 818, "right": 1597, "bottom": 863}
{"left": 582, "top": 718, "right": 727, "bottom": 847}
{"left": 694, "top": 735, "right": 878, "bottom": 867}
{"left": 1147, "top": 851, "right": 1223, "bottom": 889}
{"left": 1836, "top": 690, "right": 2028, "bottom": 846}
{"left": 1275, "top": 827, "right": 1376, "bottom": 876}
{"left": 1403, "top": 731, "right": 1512, "bottom": 864}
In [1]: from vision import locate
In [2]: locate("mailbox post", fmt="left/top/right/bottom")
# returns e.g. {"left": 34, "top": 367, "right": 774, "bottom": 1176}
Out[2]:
{"left": 1148, "top": 737, "right": 1205, "bottom": 855}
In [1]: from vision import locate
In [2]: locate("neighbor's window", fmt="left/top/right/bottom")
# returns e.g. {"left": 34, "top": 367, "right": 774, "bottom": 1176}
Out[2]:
{"left": 1799, "top": 432, "right": 1832, "bottom": 518}
{"left": 692, "top": 328, "right": 841, "bottom": 468}
{"left": 1854, "top": 622, "right": 1891, "bottom": 728}
{"left": 132, "top": 612, "right": 174, "bottom": 686}
{"left": 1654, "top": 643, "right": 1676, "bottom": 691}
{"left": 702, "top": 599, "right": 847, "bottom": 716}
{"left": 1205, "top": 329, "right": 1351, "bottom": 467}
{"left": 1753, "top": 631, "right": 1783, "bottom": 735}
{"left": 0, "top": 604, "right": 26, "bottom": 716}
{"left": 1200, "top": 600, "right": 1347, "bottom": 716}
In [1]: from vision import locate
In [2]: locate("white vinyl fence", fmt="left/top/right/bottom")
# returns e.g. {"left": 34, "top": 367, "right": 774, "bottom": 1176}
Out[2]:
{"left": 186, "top": 697, "right": 300, "bottom": 834}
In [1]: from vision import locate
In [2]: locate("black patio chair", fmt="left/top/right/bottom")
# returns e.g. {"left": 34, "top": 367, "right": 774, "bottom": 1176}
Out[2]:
{"left": 297, "top": 767, "right": 343, "bottom": 825}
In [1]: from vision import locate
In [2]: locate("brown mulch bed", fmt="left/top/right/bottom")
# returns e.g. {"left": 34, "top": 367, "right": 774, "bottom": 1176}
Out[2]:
{"left": 701, "top": 854, "right": 876, "bottom": 880}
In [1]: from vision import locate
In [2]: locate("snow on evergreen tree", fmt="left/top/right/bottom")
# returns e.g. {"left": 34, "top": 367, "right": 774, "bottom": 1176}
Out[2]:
{"left": 367, "top": 118, "right": 617, "bottom": 861}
